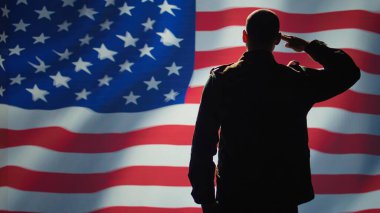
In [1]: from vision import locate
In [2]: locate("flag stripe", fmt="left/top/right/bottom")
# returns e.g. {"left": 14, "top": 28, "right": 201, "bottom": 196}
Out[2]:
{"left": 185, "top": 86, "right": 380, "bottom": 115}
{"left": 308, "top": 129, "right": 380, "bottom": 155}
{"left": 194, "top": 47, "right": 380, "bottom": 75}
{"left": 93, "top": 207, "right": 201, "bottom": 213}
{"left": 2, "top": 146, "right": 380, "bottom": 175}
{"left": 298, "top": 190, "right": 380, "bottom": 213}
{"left": 190, "top": 67, "right": 380, "bottom": 96}
{"left": 2, "top": 105, "right": 380, "bottom": 135}
{"left": 3, "top": 127, "right": 380, "bottom": 155}
{"left": 196, "top": 28, "right": 380, "bottom": 55}
{"left": 196, "top": 9, "right": 380, "bottom": 34}
{"left": 312, "top": 174, "right": 380, "bottom": 194}
{"left": 2, "top": 187, "right": 380, "bottom": 213}
{"left": 351, "top": 210, "right": 380, "bottom": 213}
{"left": 0, "top": 126, "right": 192, "bottom": 153}
{"left": 2, "top": 166, "right": 380, "bottom": 194}
{"left": 0, "top": 166, "right": 190, "bottom": 193}
{"left": 0, "top": 186, "right": 198, "bottom": 212}
{"left": 196, "top": 0, "right": 380, "bottom": 13}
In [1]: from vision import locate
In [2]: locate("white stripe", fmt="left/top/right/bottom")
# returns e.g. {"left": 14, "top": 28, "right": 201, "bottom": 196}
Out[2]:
{"left": 299, "top": 190, "right": 380, "bottom": 213}
{"left": 2, "top": 145, "right": 380, "bottom": 175}
{"left": 196, "top": 27, "right": 380, "bottom": 55}
{"left": 351, "top": 71, "right": 380, "bottom": 95}
{"left": 191, "top": 67, "right": 380, "bottom": 96}
{"left": 196, "top": 0, "right": 380, "bottom": 14}
{"left": 1, "top": 104, "right": 380, "bottom": 135}
{"left": 307, "top": 107, "right": 380, "bottom": 135}
{"left": 0, "top": 145, "right": 191, "bottom": 174}
{"left": 0, "top": 104, "right": 198, "bottom": 134}
{"left": 310, "top": 150, "right": 380, "bottom": 175}
{"left": 189, "top": 67, "right": 212, "bottom": 88}
{"left": 1, "top": 187, "right": 379, "bottom": 213}
{"left": 0, "top": 186, "right": 198, "bottom": 212}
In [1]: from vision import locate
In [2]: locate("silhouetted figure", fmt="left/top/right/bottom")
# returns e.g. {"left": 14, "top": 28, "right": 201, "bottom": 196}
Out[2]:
{"left": 188, "top": 9, "right": 360, "bottom": 213}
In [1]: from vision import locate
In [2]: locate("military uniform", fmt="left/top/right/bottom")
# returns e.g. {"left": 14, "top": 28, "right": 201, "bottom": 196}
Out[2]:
{"left": 188, "top": 40, "right": 360, "bottom": 212}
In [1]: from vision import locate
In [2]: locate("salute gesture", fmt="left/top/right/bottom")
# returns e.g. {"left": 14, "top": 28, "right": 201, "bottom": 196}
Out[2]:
{"left": 281, "top": 34, "right": 310, "bottom": 52}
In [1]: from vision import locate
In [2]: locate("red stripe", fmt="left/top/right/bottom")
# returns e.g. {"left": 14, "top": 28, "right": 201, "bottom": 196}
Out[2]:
{"left": 2, "top": 166, "right": 380, "bottom": 194}
{"left": 0, "top": 211, "right": 31, "bottom": 213}
{"left": 185, "top": 86, "right": 380, "bottom": 115}
{"left": 312, "top": 174, "right": 380, "bottom": 194}
{"left": 194, "top": 47, "right": 380, "bottom": 75}
{"left": 0, "top": 125, "right": 193, "bottom": 153}
{"left": 196, "top": 9, "right": 380, "bottom": 34}
{"left": 309, "top": 129, "right": 380, "bottom": 155}
{"left": 350, "top": 210, "right": 380, "bottom": 213}
{"left": 92, "top": 207, "right": 201, "bottom": 213}
{"left": 3, "top": 125, "right": 380, "bottom": 155}
{"left": 0, "top": 166, "right": 190, "bottom": 193}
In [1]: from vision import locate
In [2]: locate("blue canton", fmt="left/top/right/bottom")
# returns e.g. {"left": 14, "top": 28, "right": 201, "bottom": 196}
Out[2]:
{"left": 0, "top": 0, "right": 195, "bottom": 112}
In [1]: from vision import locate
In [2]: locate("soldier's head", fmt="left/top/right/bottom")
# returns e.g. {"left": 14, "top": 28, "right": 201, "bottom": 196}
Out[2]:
{"left": 243, "top": 9, "right": 281, "bottom": 51}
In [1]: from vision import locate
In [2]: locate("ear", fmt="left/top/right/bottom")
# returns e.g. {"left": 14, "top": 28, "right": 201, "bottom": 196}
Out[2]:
{"left": 242, "top": 30, "right": 248, "bottom": 43}
{"left": 274, "top": 32, "right": 281, "bottom": 45}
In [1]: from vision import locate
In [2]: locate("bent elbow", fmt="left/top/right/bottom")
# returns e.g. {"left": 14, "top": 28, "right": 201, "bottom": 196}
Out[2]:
{"left": 353, "top": 66, "right": 361, "bottom": 83}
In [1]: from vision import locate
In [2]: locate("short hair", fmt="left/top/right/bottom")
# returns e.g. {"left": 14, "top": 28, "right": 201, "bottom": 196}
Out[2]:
{"left": 245, "top": 9, "right": 280, "bottom": 44}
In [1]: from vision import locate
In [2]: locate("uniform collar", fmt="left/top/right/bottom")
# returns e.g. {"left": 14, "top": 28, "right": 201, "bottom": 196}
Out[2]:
{"left": 240, "top": 50, "right": 276, "bottom": 64}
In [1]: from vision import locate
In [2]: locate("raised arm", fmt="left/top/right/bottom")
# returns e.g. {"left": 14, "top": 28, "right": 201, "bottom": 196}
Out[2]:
{"left": 282, "top": 34, "right": 361, "bottom": 103}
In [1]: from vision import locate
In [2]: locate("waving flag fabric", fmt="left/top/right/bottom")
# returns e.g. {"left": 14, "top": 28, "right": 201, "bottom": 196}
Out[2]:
{"left": 1, "top": 0, "right": 379, "bottom": 212}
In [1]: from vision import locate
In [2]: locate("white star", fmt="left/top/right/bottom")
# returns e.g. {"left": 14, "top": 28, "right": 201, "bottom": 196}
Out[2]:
{"left": 116, "top": 31, "right": 138, "bottom": 48}
{"left": 105, "top": 0, "right": 115, "bottom": 7}
{"left": 62, "top": 0, "right": 76, "bottom": 7}
{"left": 33, "top": 33, "right": 50, "bottom": 44}
{"left": 139, "top": 44, "right": 155, "bottom": 60}
{"left": 100, "top": 19, "right": 113, "bottom": 31}
{"left": 28, "top": 56, "right": 50, "bottom": 73}
{"left": 79, "top": 34, "right": 93, "bottom": 46}
{"left": 10, "top": 74, "right": 26, "bottom": 85}
{"left": 123, "top": 91, "right": 140, "bottom": 105}
{"left": 164, "top": 89, "right": 179, "bottom": 102}
{"left": 9, "top": 45, "right": 25, "bottom": 56}
{"left": 98, "top": 75, "right": 113, "bottom": 87}
{"left": 1, "top": 5, "right": 10, "bottom": 18}
{"left": 119, "top": 60, "right": 134, "bottom": 72}
{"left": 73, "top": 57, "right": 92, "bottom": 74}
{"left": 0, "top": 55, "right": 4, "bottom": 71}
{"left": 144, "top": 76, "right": 161, "bottom": 91}
{"left": 157, "top": 28, "right": 183, "bottom": 47}
{"left": 57, "top": 20, "right": 72, "bottom": 32}
{"left": 158, "top": 0, "right": 180, "bottom": 16}
{"left": 93, "top": 43, "right": 117, "bottom": 62}
{"left": 16, "top": 0, "right": 28, "bottom": 5}
{"left": 0, "top": 31, "right": 7, "bottom": 43}
{"left": 75, "top": 89, "right": 91, "bottom": 100}
{"left": 78, "top": 5, "right": 98, "bottom": 20}
{"left": 26, "top": 84, "right": 49, "bottom": 102}
{"left": 13, "top": 19, "right": 30, "bottom": 32}
{"left": 142, "top": 17, "right": 155, "bottom": 32}
{"left": 35, "top": 6, "right": 55, "bottom": 20}
{"left": 53, "top": 48, "right": 72, "bottom": 61}
{"left": 142, "top": 0, "right": 154, "bottom": 2}
{"left": 119, "top": 2, "right": 134, "bottom": 16}
{"left": 166, "top": 62, "right": 182, "bottom": 76}
{"left": 50, "top": 71, "right": 71, "bottom": 88}
{"left": 0, "top": 86, "right": 5, "bottom": 97}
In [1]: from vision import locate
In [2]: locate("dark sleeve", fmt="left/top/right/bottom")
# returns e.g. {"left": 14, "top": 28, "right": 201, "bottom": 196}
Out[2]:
{"left": 188, "top": 71, "right": 221, "bottom": 204}
{"left": 295, "top": 40, "right": 361, "bottom": 103}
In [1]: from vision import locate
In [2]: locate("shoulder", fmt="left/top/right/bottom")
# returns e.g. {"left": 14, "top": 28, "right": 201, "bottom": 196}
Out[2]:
{"left": 210, "top": 61, "right": 243, "bottom": 77}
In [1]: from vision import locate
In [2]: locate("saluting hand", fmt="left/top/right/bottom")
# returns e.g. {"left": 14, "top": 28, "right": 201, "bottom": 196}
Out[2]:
{"left": 281, "top": 34, "right": 310, "bottom": 52}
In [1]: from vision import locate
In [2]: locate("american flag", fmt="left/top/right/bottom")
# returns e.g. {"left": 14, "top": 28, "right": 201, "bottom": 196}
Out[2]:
{"left": 1, "top": 0, "right": 379, "bottom": 212}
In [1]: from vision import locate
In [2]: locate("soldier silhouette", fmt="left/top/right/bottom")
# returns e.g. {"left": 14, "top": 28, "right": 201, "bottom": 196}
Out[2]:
{"left": 188, "top": 9, "right": 360, "bottom": 213}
